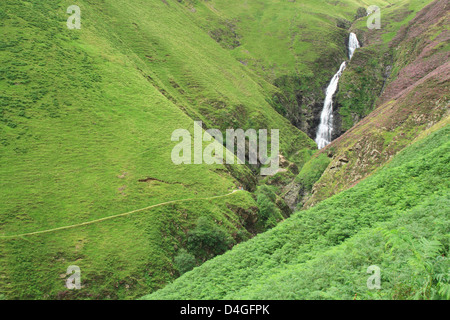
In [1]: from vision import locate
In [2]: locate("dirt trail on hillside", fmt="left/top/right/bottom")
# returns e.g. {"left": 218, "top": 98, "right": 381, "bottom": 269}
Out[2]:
{"left": 0, "top": 190, "right": 240, "bottom": 239}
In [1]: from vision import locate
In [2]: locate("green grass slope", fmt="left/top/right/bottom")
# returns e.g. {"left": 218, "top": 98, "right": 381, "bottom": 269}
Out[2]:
{"left": 1, "top": 0, "right": 446, "bottom": 301}
{"left": 77, "top": 0, "right": 316, "bottom": 156}
{"left": 144, "top": 123, "right": 449, "bottom": 300}
{"left": 0, "top": 0, "right": 316, "bottom": 299}
{"left": 177, "top": 0, "right": 392, "bottom": 136}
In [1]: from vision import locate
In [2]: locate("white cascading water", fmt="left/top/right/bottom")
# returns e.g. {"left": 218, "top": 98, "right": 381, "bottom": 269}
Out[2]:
{"left": 314, "top": 61, "right": 347, "bottom": 149}
{"left": 314, "top": 33, "right": 360, "bottom": 149}
{"left": 348, "top": 32, "right": 360, "bottom": 60}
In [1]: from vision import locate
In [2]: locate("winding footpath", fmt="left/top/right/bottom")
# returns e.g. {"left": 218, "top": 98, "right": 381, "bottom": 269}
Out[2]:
{"left": 0, "top": 190, "right": 241, "bottom": 239}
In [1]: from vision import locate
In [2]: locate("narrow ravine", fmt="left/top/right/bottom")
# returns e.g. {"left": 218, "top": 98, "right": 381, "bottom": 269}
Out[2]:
{"left": 315, "top": 33, "right": 360, "bottom": 149}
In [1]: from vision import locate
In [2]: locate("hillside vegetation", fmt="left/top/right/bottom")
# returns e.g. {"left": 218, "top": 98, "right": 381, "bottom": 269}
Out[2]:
{"left": 0, "top": 0, "right": 312, "bottom": 299}
{"left": 335, "top": 0, "right": 437, "bottom": 134}
{"left": 180, "top": 0, "right": 391, "bottom": 137}
{"left": 144, "top": 121, "right": 450, "bottom": 300}
{"left": 304, "top": 0, "right": 449, "bottom": 208}
{"left": 0, "top": 0, "right": 447, "bottom": 300}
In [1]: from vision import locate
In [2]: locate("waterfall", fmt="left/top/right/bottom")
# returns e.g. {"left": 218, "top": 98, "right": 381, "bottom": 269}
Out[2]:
{"left": 314, "top": 62, "right": 347, "bottom": 149}
{"left": 348, "top": 32, "right": 360, "bottom": 60}
{"left": 314, "top": 33, "right": 360, "bottom": 149}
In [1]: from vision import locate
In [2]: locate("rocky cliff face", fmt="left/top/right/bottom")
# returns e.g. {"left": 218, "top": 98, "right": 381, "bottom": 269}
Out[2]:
{"left": 270, "top": 74, "right": 326, "bottom": 139}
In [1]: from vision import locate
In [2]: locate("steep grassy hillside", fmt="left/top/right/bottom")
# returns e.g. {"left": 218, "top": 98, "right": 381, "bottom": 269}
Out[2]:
{"left": 144, "top": 121, "right": 449, "bottom": 300}
{"left": 78, "top": 0, "right": 317, "bottom": 156}
{"left": 0, "top": 0, "right": 314, "bottom": 299}
{"left": 179, "top": 0, "right": 391, "bottom": 137}
{"left": 1, "top": 0, "right": 447, "bottom": 301}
